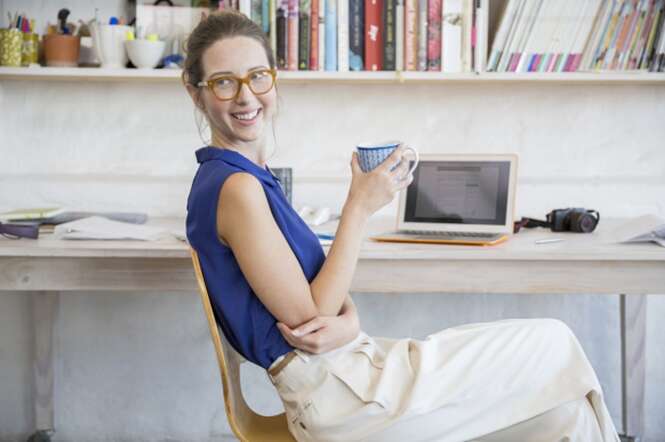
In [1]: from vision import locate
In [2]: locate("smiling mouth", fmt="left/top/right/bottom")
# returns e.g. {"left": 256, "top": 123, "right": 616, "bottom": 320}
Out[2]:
{"left": 231, "top": 109, "right": 261, "bottom": 121}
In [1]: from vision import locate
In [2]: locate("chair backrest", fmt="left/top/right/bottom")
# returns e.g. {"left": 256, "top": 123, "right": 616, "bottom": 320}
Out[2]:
{"left": 190, "top": 248, "right": 295, "bottom": 442}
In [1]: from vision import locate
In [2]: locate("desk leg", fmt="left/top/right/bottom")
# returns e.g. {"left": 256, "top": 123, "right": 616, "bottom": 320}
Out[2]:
{"left": 619, "top": 294, "right": 646, "bottom": 442}
{"left": 28, "top": 291, "right": 59, "bottom": 442}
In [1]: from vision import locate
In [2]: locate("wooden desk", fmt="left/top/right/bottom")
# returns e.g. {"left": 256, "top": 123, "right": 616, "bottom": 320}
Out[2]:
{"left": 1, "top": 217, "right": 663, "bottom": 442}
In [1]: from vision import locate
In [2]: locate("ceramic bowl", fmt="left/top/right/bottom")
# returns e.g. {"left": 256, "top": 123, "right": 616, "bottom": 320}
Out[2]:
{"left": 125, "top": 39, "right": 166, "bottom": 69}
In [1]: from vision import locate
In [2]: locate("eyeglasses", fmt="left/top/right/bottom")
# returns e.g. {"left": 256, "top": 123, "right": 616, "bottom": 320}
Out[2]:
{"left": 0, "top": 222, "right": 39, "bottom": 239}
{"left": 197, "top": 68, "right": 277, "bottom": 101}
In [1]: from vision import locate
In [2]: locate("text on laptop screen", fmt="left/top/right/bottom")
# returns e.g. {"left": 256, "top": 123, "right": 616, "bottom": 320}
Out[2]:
{"left": 404, "top": 161, "right": 511, "bottom": 225}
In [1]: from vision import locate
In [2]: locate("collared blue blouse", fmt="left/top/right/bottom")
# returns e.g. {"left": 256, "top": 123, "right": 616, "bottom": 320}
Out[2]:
{"left": 186, "top": 146, "right": 326, "bottom": 369}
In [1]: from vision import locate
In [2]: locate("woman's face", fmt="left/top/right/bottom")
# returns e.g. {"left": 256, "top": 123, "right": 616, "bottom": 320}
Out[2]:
{"left": 193, "top": 36, "right": 276, "bottom": 150}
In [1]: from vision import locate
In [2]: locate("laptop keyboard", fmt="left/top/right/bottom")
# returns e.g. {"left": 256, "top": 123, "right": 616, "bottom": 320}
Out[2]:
{"left": 402, "top": 230, "right": 501, "bottom": 239}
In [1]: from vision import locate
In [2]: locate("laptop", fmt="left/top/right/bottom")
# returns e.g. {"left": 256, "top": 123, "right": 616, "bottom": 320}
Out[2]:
{"left": 371, "top": 154, "right": 518, "bottom": 246}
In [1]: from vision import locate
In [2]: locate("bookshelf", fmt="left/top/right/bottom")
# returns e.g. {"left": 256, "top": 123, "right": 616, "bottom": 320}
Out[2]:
{"left": 2, "top": 66, "right": 665, "bottom": 84}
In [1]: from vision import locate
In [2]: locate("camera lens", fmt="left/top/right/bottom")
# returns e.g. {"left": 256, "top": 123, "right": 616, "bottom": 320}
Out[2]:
{"left": 574, "top": 213, "right": 597, "bottom": 233}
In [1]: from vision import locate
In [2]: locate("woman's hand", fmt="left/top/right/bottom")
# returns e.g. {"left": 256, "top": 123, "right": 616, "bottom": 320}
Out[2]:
{"left": 276, "top": 305, "right": 360, "bottom": 354}
{"left": 345, "top": 144, "right": 415, "bottom": 218}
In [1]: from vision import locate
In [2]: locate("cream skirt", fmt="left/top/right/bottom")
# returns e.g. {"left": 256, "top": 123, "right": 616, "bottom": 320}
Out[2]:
{"left": 268, "top": 318, "right": 620, "bottom": 442}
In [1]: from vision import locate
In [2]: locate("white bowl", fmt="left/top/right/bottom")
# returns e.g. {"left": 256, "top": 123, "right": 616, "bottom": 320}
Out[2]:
{"left": 125, "top": 39, "right": 166, "bottom": 69}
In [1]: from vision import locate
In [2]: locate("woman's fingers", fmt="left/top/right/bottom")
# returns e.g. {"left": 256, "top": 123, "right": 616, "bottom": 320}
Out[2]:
{"left": 377, "top": 145, "right": 406, "bottom": 173}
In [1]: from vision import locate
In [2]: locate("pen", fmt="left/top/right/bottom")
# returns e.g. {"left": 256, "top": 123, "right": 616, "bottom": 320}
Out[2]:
{"left": 316, "top": 233, "right": 335, "bottom": 240}
{"left": 534, "top": 238, "right": 565, "bottom": 244}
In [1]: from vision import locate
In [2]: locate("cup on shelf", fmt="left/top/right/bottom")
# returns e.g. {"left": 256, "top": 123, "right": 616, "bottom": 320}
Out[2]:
{"left": 125, "top": 39, "right": 165, "bottom": 69}
{"left": 89, "top": 23, "right": 132, "bottom": 68}
{"left": 43, "top": 34, "right": 81, "bottom": 67}
{"left": 1, "top": 29, "right": 23, "bottom": 67}
{"left": 21, "top": 32, "right": 39, "bottom": 66}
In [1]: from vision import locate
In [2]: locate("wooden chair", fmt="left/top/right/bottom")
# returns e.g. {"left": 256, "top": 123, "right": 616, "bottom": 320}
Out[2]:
{"left": 190, "top": 248, "right": 296, "bottom": 442}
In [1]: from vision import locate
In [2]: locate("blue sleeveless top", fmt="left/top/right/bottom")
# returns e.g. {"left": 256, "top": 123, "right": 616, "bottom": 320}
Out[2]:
{"left": 186, "top": 146, "right": 326, "bottom": 369}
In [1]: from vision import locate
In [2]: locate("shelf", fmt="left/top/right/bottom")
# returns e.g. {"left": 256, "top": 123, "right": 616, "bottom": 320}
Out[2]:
{"left": 1, "top": 66, "right": 665, "bottom": 84}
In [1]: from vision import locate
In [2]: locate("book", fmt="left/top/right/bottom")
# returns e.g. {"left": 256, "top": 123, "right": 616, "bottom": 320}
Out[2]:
{"left": 365, "top": 0, "right": 384, "bottom": 70}
{"left": 263, "top": 0, "right": 271, "bottom": 33}
{"left": 395, "top": 0, "right": 405, "bottom": 70}
{"left": 310, "top": 0, "right": 320, "bottom": 69}
{"left": 426, "top": 0, "right": 442, "bottom": 71}
{"left": 0, "top": 207, "right": 65, "bottom": 222}
{"left": 270, "top": 0, "right": 278, "bottom": 59}
{"left": 350, "top": 0, "right": 366, "bottom": 70}
{"left": 338, "top": 0, "right": 350, "bottom": 70}
{"left": 461, "top": 0, "right": 473, "bottom": 71}
{"left": 325, "top": 0, "right": 338, "bottom": 70}
{"left": 383, "top": 0, "right": 397, "bottom": 70}
{"left": 487, "top": 0, "right": 520, "bottom": 71}
{"left": 404, "top": 0, "right": 418, "bottom": 70}
{"left": 474, "top": 0, "right": 489, "bottom": 72}
{"left": 299, "top": 0, "right": 311, "bottom": 69}
{"left": 251, "top": 0, "right": 264, "bottom": 26}
{"left": 417, "top": 0, "right": 428, "bottom": 70}
{"left": 442, "top": 0, "right": 463, "bottom": 72}
{"left": 566, "top": 0, "right": 602, "bottom": 71}
{"left": 318, "top": 0, "right": 326, "bottom": 70}
{"left": 277, "top": 0, "right": 289, "bottom": 68}
{"left": 288, "top": 0, "right": 300, "bottom": 70}
{"left": 513, "top": 0, "right": 543, "bottom": 72}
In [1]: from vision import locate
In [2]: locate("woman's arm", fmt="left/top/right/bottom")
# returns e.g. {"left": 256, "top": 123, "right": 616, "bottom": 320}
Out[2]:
{"left": 276, "top": 294, "right": 360, "bottom": 354}
{"left": 218, "top": 146, "right": 413, "bottom": 328}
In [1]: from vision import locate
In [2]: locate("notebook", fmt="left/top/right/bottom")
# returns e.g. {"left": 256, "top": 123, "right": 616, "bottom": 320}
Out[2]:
{"left": 371, "top": 153, "right": 518, "bottom": 246}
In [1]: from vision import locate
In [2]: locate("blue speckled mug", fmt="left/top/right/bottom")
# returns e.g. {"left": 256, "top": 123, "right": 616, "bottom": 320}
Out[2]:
{"left": 356, "top": 141, "right": 419, "bottom": 175}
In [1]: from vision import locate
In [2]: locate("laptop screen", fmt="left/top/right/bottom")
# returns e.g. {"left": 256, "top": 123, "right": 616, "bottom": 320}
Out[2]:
{"left": 404, "top": 160, "right": 512, "bottom": 225}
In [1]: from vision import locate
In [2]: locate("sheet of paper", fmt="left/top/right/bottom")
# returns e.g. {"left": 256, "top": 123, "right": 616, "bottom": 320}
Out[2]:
{"left": 54, "top": 216, "right": 169, "bottom": 241}
{"left": 609, "top": 214, "right": 665, "bottom": 245}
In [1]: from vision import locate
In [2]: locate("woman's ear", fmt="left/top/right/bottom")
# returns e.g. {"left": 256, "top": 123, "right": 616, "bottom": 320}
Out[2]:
{"left": 185, "top": 83, "right": 206, "bottom": 112}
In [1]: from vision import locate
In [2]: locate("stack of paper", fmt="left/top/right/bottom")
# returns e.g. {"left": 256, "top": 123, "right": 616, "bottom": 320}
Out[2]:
{"left": 54, "top": 216, "right": 169, "bottom": 241}
{"left": 610, "top": 215, "right": 665, "bottom": 248}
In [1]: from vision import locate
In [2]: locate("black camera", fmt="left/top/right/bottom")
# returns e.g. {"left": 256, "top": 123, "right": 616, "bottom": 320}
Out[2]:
{"left": 546, "top": 208, "right": 599, "bottom": 233}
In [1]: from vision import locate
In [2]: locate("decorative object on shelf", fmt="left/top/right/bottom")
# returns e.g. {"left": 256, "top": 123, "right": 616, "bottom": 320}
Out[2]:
{"left": 21, "top": 32, "right": 39, "bottom": 66}
{"left": 0, "top": 29, "right": 23, "bottom": 67}
{"left": 43, "top": 34, "right": 81, "bottom": 67}
{"left": 89, "top": 21, "right": 133, "bottom": 68}
{"left": 125, "top": 38, "right": 166, "bottom": 69}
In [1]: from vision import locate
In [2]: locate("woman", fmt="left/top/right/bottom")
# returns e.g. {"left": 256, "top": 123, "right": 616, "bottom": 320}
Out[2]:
{"left": 184, "top": 11, "right": 619, "bottom": 442}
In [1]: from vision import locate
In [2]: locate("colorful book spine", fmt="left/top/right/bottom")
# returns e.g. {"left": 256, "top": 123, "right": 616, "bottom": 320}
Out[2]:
{"left": 442, "top": 0, "right": 463, "bottom": 72}
{"left": 417, "top": 0, "right": 428, "bottom": 70}
{"left": 299, "top": 0, "right": 311, "bottom": 69}
{"left": 642, "top": 1, "right": 664, "bottom": 69}
{"left": 630, "top": 0, "right": 655, "bottom": 69}
{"left": 318, "top": 0, "right": 326, "bottom": 70}
{"left": 426, "top": 0, "right": 442, "bottom": 70}
{"left": 310, "top": 0, "right": 320, "bottom": 69}
{"left": 288, "top": 0, "right": 300, "bottom": 70}
{"left": 338, "top": 0, "right": 350, "bottom": 70}
{"left": 404, "top": 0, "right": 418, "bottom": 70}
{"left": 263, "top": 0, "right": 271, "bottom": 33}
{"left": 251, "top": 0, "right": 263, "bottom": 26}
{"left": 365, "top": 0, "right": 384, "bottom": 70}
{"left": 395, "top": 0, "right": 405, "bottom": 70}
{"left": 325, "top": 0, "right": 338, "bottom": 70}
{"left": 269, "top": 0, "right": 277, "bottom": 61}
{"left": 383, "top": 0, "right": 397, "bottom": 70}
{"left": 350, "top": 0, "right": 366, "bottom": 70}
{"left": 277, "top": 0, "right": 289, "bottom": 68}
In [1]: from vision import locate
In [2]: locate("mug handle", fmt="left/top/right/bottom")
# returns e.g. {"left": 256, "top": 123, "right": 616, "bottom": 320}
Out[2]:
{"left": 402, "top": 146, "right": 419, "bottom": 177}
